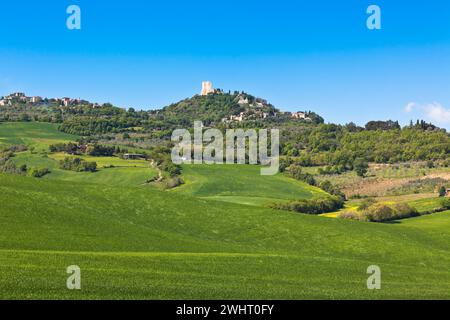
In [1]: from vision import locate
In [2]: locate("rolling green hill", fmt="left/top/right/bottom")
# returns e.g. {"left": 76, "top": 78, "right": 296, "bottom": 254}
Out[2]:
{"left": 1, "top": 122, "right": 157, "bottom": 187}
{"left": 1, "top": 174, "right": 450, "bottom": 299}
{"left": 0, "top": 122, "right": 78, "bottom": 151}
{"left": 2, "top": 122, "right": 450, "bottom": 299}
{"left": 174, "top": 164, "right": 327, "bottom": 206}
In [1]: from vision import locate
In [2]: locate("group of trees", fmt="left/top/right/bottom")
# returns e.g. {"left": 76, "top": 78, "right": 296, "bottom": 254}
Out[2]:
{"left": 280, "top": 158, "right": 346, "bottom": 200}
{"left": 340, "top": 197, "right": 450, "bottom": 223}
{"left": 281, "top": 123, "right": 450, "bottom": 167}
{"left": 0, "top": 160, "right": 27, "bottom": 175}
{"left": 1, "top": 145, "right": 50, "bottom": 178}
{"left": 59, "top": 157, "right": 97, "bottom": 172}
{"left": 339, "top": 203, "right": 419, "bottom": 222}
{"left": 30, "top": 168, "right": 50, "bottom": 178}
{"left": 439, "top": 186, "right": 449, "bottom": 197}
{"left": 50, "top": 142, "right": 117, "bottom": 157}
{"left": 0, "top": 146, "right": 27, "bottom": 175}
{"left": 3, "top": 92, "right": 450, "bottom": 172}
{"left": 270, "top": 196, "right": 344, "bottom": 215}
{"left": 149, "top": 146, "right": 182, "bottom": 178}
{"left": 59, "top": 117, "right": 143, "bottom": 136}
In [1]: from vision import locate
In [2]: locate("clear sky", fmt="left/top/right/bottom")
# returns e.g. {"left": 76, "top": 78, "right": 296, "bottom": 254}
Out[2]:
{"left": 1, "top": 0, "right": 450, "bottom": 128}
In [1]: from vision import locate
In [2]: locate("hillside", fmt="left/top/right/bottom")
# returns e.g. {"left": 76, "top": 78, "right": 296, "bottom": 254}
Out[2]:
{"left": 174, "top": 164, "right": 327, "bottom": 206}
{"left": 1, "top": 174, "right": 450, "bottom": 299}
{"left": 1, "top": 122, "right": 450, "bottom": 299}
{"left": 157, "top": 92, "right": 280, "bottom": 126}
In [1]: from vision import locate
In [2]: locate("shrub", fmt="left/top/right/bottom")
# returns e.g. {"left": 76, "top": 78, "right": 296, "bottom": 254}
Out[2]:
{"left": 354, "top": 158, "right": 369, "bottom": 177}
{"left": 8, "top": 144, "right": 28, "bottom": 152}
{"left": 392, "top": 203, "right": 419, "bottom": 219}
{"left": 338, "top": 211, "right": 365, "bottom": 221}
{"left": 164, "top": 177, "right": 184, "bottom": 189}
{"left": 318, "top": 165, "right": 348, "bottom": 175}
{"left": 340, "top": 202, "right": 419, "bottom": 222}
{"left": 364, "top": 204, "right": 395, "bottom": 222}
{"left": 271, "top": 196, "right": 344, "bottom": 215}
{"left": 440, "top": 198, "right": 450, "bottom": 210}
{"left": 289, "top": 165, "right": 316, "bottom": 186}
{"left": 86, "top": 144, "right": 115, "bottom": 157}
{"left": 160, "top": 160, "right": 181, "bottom": 177}
{"left": 0, "top": 160, "right": 27, "bottom": 175}
{"left": 357, "top": 198, "right": 377, "bottom": 211}
{"left": 318, "top": 180, "right": 346, "bottom": 200}
{"left": 31, "top": 168, "right": 50, "bottom": 178}
{"left": 59, "top": 157, "right": 97, "bottom": 172}
{"left": 439, "top": 186, "right": 447, "bottom": 197}
{"left": 349, "top": 194, "right": 370, "bottom": 199}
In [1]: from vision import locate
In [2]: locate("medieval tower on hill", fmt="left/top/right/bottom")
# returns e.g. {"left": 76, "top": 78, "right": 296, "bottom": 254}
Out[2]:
{"left": 201, "top": 81, "right": 214, "bottom": 96}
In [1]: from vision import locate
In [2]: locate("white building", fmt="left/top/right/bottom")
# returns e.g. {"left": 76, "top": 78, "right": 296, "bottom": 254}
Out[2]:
{"left": 31, "top": 96, "right": 42, "bottom": 103}
{"left": 201, "top": 81, "right": 215, "bottom": 96}
{"left": 291, "top": 111, "right": 309, "bottom": 120}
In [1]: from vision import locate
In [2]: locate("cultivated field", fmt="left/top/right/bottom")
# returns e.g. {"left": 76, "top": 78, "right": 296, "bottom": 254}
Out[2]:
{"left": 174, "top": 164, "right": 327, "bottom": 206}
{"left": 1, "top": 175, "right": 450, "bottom": 299}
{"left": 1, "top": 122, "right": 450, "bottom": 299}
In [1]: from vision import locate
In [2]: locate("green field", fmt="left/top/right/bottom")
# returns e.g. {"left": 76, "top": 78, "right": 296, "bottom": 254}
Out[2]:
{"left": 1, "top": 122, "right": 450, "bottom": 299}
{"left": 48, "top": 152, "right": 150, "bottom": 168}
{"left": 0, "top": 122, "right": 78, "bottom": 151}
{"left": 174, "top": 164, "right": 326, "bottom": 206}
{"left": 1, "top": 175, "right": 450, "bottom": 299}
{"left": 0, "top": 122, "right": 157, "bottom": 187}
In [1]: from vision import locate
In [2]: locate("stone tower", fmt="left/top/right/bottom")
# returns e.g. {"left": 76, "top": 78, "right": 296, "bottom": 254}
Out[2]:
{"left": 201, "top": 81, "right": 214, "bottom": 96}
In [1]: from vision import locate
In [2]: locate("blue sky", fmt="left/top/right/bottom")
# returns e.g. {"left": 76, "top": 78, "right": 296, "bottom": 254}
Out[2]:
{"left": 1, "top": 0, "right": 450, "bottom": 127}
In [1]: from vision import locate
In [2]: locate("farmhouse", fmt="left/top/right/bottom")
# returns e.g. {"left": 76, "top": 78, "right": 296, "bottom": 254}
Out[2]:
{"left": 291, "top": 111, "right": 311, "bottom": 120}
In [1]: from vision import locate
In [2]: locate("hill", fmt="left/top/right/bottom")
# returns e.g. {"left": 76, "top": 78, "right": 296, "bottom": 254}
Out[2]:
{"left": 174, "top": 164, "right": 326, "bottom": 206}
{"left": 157, "top": 92, "right": 280, "bottom": 126}
{"left": 1, "top": 122, "right": 450, "bottom": 299}
{"left": 1, "top": 174, "right": 450, "bottom": 299}
{"left": 0, "top": 122, "right": 78, "bottom": 150}
{"left": 0, "top": 122, "right": 158, "bottom": 187}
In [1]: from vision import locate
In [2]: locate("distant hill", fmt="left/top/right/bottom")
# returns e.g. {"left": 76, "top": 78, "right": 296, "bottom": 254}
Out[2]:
{"left": 157, "top": 92, "right": 283, "bottom": 126}
{"left": 0, "top": 90, "right": 320, "bottom": 131}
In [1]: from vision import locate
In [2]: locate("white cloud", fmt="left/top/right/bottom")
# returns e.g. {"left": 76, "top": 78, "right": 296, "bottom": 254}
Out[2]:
{"left": 423, "top": 102, "right": 450, "bottom": 124}
{"left": 404, "top": 101, "right": 450, "bottom": 125}
{"left": 404, "top": 102, "right": 416, "bottom": 113}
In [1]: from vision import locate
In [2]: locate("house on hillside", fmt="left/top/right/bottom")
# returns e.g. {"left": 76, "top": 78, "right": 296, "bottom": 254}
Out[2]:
{"left": 291, "top": 111, "right": 310, "bottom": 120}
{"left": 62, "top": 97, "right": 71, "bottom": 107}
{"left": 31, "top": 96, "right": 42, "bottom": 103}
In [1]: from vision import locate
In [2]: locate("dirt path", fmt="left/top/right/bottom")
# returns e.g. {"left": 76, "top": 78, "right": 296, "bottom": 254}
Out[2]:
{"left": 149, "top": 160, "right": 164, "bottom": 182}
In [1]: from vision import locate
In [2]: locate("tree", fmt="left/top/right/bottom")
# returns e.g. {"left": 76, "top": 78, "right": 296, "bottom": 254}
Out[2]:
{"left": 354, "top": 158, "right": 369, "bottom": 177}
{"left": 439, "top": 186, "right": 447, "bottom": 197}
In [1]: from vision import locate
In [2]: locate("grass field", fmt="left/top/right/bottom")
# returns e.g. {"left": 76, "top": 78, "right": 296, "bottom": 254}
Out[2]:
{"left": 0, "top": 122, "right": 78, "bottom": 151}
{"left": 174, "top": 164, "right": 327, "bottom": 206}
{"left": 48, "top": 152, "right": 150, "bottom": 168}
{"left": 1, "top": 175, "right": 450, "bottom": 299}
{"left": 0, "top": 122, "right": 157, "bottom": 187}
{"left": 1, "top": 122, "right": 450, "bottom": 299}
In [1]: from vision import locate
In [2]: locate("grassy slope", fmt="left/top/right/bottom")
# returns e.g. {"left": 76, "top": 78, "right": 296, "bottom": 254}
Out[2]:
{"left": 0, "top": 122, "right": 157, "bottom": 187}
{"left": 2, "top": 122, "right": 450, "bottom": 299}
{"left": 174, "top": 164, "right": 327, "bottom": 206}
{"left": 0, "top": 122, "right": 78, "bottom": 151}
{"left": 1, "top": 175, "right": 450, "bottom": 299}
